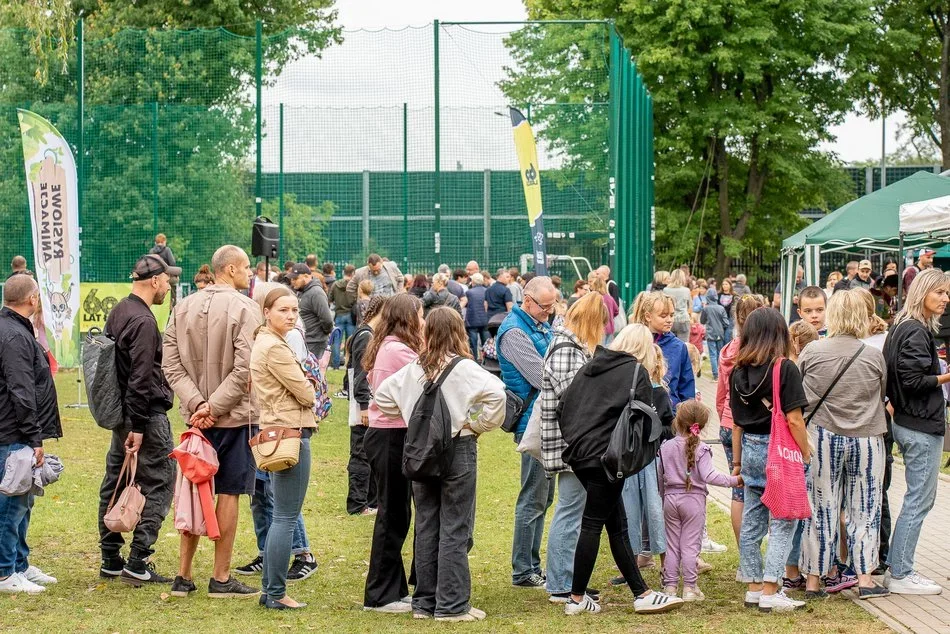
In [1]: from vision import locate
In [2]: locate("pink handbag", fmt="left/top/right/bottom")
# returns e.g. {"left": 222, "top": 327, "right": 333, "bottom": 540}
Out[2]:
{"left": 760, "top": 358, "right": 811, "bottom": 520}
{"left": 103, "top": 453, "right": 146, "bottom": 533}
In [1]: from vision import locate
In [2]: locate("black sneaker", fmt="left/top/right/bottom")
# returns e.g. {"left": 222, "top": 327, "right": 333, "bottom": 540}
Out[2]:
{"left": 858, "top": 584, "right": 890, "bottom": 600}
{"left": 170, "top": 576, "right": 197, "bottom": 598}
{"left": 512, "top": 572, "right": 546, "bottom": 588}
{"left": 208, "top": 576, "right": 260, "bottom": 598}
{"left": 610, "top": 575, "right": 626, "bottom": 586}
{"left": 100, "top": 554, "right": 126, "bottom": 579}
{"left": 287, "top": 555, "right": 318, "bottom": 582}
{"left": 235, "top": 555, "right": 264, "bottom": 576}
{"left": 120, "top": 560, "right": 172, "bottom": 587}
{"left": 804, "top": 588, "right": 829, "bottom": 600}
{"left": 783, "top": 575, "right": 806, "bottom": 591}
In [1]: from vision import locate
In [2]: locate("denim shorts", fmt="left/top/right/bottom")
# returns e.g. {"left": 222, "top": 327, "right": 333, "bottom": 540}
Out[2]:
{"left": 719, "top": 426, "right": 744, "bottom": 503}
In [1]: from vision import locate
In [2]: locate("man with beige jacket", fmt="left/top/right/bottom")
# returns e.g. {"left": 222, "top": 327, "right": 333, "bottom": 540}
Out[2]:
{"left": 345, "top": 254, "right": 405, "bottom": 301}
{"left": 162, "top": 245, "right": 261, "bottom": 599}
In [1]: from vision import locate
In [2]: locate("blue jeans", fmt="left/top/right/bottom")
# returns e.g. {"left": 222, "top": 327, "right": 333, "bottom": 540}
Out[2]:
{"left": 622, "top": 460, "right": 666, "bottom": 555}
{"left": 251, "top": 470, "right": 309, "bottom": 557}
{"left": 0, "top": 444, "right": 31, "bottom": 577}
{"left": 544, "top": 471, "right": 586, "bottom": 594}
{"left": 512, "top": 436, "right": 554, "bottom": 584}
{"left": 887, "top": 423, "right": 943, "bottom": 579}
{"left": 719, "top": 427, "right": 744, "bottom": 503}
{"left": 263, "top": 437, "right": 312, "bottom": 600}
{"left": 331, "top": 313, "right": 355, "bottom": 369}
{"left": 707, "top": 338, "right": 725, "bottom": 379}
{"left": 466, "top": 327, "right": 489, "bottom": 360}
{"left": 738, "top": 433, "right": 798, "bottom": 583}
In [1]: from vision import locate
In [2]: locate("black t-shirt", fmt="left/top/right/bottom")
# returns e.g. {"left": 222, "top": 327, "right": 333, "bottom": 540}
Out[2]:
{"left": 729, "top": 359, "right": 808, "bottom": 435}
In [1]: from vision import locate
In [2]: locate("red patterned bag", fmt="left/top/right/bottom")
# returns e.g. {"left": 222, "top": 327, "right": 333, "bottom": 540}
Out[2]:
{"left": 760, "top": 358, "right": 811, "bottom": 520}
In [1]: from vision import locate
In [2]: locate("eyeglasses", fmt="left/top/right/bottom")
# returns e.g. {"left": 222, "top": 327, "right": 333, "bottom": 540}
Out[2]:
{"left": 526, "top": 294, "right": 556, "bottom": 311}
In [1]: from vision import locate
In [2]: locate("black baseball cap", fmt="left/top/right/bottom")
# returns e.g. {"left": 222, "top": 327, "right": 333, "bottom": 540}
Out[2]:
{"left": 131, "top": 254, "right": 182, "bottom": 281}
{"left": 288, "top": 263, "right": 311, "bottom": 279}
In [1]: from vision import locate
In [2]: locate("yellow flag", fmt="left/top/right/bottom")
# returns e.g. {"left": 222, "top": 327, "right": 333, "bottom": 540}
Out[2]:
{"left": 509, "top": 107, "right": 547, "bottom": 274}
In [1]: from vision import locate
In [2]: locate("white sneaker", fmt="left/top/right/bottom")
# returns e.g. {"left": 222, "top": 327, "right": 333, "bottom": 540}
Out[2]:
{"left": 0, "top": 573, "right": 46, "bottom": 594}
{"left": 363, "top": 600, "right": 412, "bottom": 613}
{"left": 886, "top": 571, "right": 943, "bottom": 595}
{"left": 683, "top": 586, "right": 706, "bottom": 602}
{"left": 744, "top": 590, "right": 762, "bottom": 607}
{"left": 564, "top": 594, "right": 601, "bottom": 616}
{"left": 22, "top": 565, "right": 57, "bottom": 585}
{"left": 435, "top": 607, "right": 486, "bottom": 621}
{"left": 662, "top": 585, "right": 678, "bottom": 596}
{"left": 758, "top": 590, "right": 805, "bottom": 613}
{"left": 701, "top": 536, "right": 728, "bottom": 554}
{"left": 633, "top": 591, "right": 684, "bottom": 614}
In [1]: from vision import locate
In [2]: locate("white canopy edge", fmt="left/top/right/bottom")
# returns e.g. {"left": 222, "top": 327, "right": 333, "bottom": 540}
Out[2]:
{"left": 900, "top": 195, "right": 950, "bottom": 235}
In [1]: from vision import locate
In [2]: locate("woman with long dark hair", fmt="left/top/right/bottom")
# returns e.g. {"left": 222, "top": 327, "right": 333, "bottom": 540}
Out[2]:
{"left": 361, "top": 294, "right": 425, "bottom": 613}
{"left": 375, "top": 307, "right": 506, "bottom": 620}
{"left": 730, "top": 308, "right": 810, "bottom": 613}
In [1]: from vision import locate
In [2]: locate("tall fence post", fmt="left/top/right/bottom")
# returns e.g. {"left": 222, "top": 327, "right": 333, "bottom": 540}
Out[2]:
{"left": 483, "top": 169, "right": 491, "bottom": 266}
{"left": 403, "top": 103, "right": 409, "bottom": 271}
{"left": 152, "top": 102, "right": 159, "bottom": 236}
{"left": 76, "top": 18, "right": 84, "bottom": 235}
{"left": 433, "top": 20, "right": 441, "bottom": 271}
{"left": 278, "top": 102, "right": 284, "bottom": 261}
{"left": 255, "top": 20, "right": 263, "bottom": 217}
{"left": 607, "top": 23, "right": 619, "bottom": 276}
{"left": 362, "top": 170, "right": 370, "bottom": 251}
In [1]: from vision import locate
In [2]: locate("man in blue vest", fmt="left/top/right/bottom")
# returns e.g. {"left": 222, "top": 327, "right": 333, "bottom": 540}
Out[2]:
{"left": 496, "top": 276, "right": 557, "bottom": 588}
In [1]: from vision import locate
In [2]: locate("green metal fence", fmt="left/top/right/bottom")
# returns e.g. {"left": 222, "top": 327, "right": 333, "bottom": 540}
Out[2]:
{"left": 0, "top": 20, "right": 655, "bottom": 304}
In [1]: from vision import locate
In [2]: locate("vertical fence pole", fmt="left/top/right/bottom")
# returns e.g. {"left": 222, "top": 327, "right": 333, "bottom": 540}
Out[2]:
{"left": 403, "top": 103, "right": 409, "bottom": 271}
{"left": 152, "top": 102, "right": 159, "bottom": 236}
{"left": 255, "top": 20, "right": 263, "bottom": 217}
{"left": 433, "top": 20, "right": 441, "bottom": 271}
{"left": 483, "top": 169, "right": 491, "bottom": 265}
{"left": 278, "top": 103, "right": 284, "bottom": 261}
{"left": 362, "top": 171, "right": 370, "bottom": 251}
{"left": 76, "top": 18, "right": 84, "bottom": 247}
{"left": 607, "top": 24, "right": 619, "bottom": 276}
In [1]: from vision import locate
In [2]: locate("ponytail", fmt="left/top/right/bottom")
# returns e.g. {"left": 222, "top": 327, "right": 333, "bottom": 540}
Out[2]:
{"left": 685, "top": 433, "right": 699, "bottom": 492}
{"left": 672, "top": 399, "right": 709, "bottom": 492}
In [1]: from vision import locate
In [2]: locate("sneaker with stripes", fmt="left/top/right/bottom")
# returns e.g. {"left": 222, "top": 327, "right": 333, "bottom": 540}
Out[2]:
{"left": 564, "top": 594, "right": 601, "bottom": 615}
{"left": 633, "top": 591, "right": 684, "bottom": 614}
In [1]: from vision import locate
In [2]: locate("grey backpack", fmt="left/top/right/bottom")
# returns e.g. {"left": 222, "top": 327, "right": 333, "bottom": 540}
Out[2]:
{"left": 83, "top": 328, "right": 125, "bottom": 430}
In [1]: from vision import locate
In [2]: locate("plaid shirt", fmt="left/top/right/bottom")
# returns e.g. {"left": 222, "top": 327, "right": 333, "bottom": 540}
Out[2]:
{"left": 540, "top": 327, "right": 592, "bottom": 475}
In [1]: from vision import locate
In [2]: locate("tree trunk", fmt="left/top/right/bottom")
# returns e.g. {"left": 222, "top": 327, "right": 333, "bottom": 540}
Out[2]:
{"left": 714, "top": 137, "right": 731, "bottom": 279}
{"left": 941, "top": 23, "right": 950, "bottom": 170}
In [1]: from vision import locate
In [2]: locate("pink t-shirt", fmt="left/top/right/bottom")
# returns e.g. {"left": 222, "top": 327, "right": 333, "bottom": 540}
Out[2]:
{"left": 367, "top": 336, "right": 419, "bottom": 429}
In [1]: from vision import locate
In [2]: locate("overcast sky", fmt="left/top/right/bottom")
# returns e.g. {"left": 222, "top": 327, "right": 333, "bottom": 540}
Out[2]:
{"left": 333, "top": 0, "right": 902, "bottom": 165}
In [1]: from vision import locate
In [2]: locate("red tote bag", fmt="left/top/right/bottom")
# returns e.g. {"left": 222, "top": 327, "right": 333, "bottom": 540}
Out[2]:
{"left": 760, "top": 358, "right": 811, "bottom": 520}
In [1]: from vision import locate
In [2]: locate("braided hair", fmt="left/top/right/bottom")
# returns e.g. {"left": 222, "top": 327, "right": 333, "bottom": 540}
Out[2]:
{"left": 672, "top": 400, "right": 709, "bottom": 492}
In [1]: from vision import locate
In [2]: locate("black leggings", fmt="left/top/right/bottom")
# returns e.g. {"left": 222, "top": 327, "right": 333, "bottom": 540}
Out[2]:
{"left": 572, "top": 467, "right": 648, "bottom": 597}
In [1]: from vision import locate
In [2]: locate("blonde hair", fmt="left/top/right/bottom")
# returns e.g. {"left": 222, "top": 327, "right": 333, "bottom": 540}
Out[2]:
{"left": 825, "top": 290, "right": 870, "bottom": 339}
{"left": 686, "top": 342, "right": 701, "bottom": 377}
{"left": 851, "top": 287, "right": 888, "bottom": 335}
{"left": 587, "top": 272, "right": 607, "bottom": 295}
{"left": 789, "top": 320, "right": 819, "bottom": 354}
{"left": 668, "top": 268, "right": 687, "bottom": 288}
{"left": 565, "top": 291, "right": 609, "bottom": 354}
{"left": 895, "top": 267, "right": 949, "bottom": 332}
{"left": 358, "top": 278, "right": 374, "bottom": 298}
{"left": 653, "top": 270, "right": 671, "bottom": 287}
{"left": 610, "top": 324, "right": 659, "bottom": 380}
{"left": 432, "top": 272, "right": 449, "bottom": 289}
{"left": 630, "top": 291, "right": 673, "bottom": 325}
{"left": 651, "top": 343, "right": 667, "bottom": 384}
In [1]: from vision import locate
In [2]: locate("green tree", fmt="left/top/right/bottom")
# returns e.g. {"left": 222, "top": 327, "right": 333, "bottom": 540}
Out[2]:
{"left": 263, "top": 194, "right": 335, "bottom": 263}
{"left": 505, "top": 0, "right": 864, "bottom": 277}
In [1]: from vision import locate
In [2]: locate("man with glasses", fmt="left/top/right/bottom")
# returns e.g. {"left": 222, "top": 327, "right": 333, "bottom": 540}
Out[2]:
{"left": 496, "top": 276, "right": 558, "bottom": 589}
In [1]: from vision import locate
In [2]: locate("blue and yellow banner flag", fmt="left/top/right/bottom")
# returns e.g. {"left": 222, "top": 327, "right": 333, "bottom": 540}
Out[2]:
{"left": 510, "top": 107, "right": 548, "bottom": 275}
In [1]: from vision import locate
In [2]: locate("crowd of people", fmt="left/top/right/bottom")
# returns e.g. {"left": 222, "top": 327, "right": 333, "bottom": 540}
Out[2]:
{"left": 0, "top": 241, "right": 946, "bottom": 621}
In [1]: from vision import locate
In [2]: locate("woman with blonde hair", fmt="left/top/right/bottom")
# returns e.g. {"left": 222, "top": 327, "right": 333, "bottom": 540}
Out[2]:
{"left": 539, "top": 292, "right": 609, "bottom": 603}
{"left": 881, "top": 268, "right": 950, "bottom": 595}
{"left": 588, "top": 272, "right": 619, "bottom": 342}
{"left": 250, "top": 286, "right": 316, "bottom": 610}
{"left": 664, "top": 269, "right": 692, "bottom": 343}
{"left": 798, "top": 290, "right": 889, "bottom": 600}
{"left": 554, "top": 322, "right": 683, "bottom": 615}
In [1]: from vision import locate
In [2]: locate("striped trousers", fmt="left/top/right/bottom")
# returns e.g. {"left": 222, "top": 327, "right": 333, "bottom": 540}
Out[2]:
{"left": 801, "top": 425, "right": 885, "bottom": 576}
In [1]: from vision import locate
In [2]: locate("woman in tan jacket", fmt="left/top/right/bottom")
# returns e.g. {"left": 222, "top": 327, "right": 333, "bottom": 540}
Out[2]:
{"left": 250, "top": 286, "right": 315, "bottom": 610}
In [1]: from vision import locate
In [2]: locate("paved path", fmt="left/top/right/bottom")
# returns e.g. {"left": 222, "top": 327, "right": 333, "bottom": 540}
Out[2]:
{"left": 695, "top": 374, "right": 950, "bottom": 634}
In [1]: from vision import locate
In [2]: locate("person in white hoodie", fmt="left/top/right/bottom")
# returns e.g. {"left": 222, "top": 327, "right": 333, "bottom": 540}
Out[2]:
{"left": 374, "top": 307, "right": 506, "bottom": 622}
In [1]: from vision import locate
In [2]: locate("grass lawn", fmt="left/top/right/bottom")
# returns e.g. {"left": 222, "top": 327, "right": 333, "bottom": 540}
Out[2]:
{"left": 2, "top": 369, "right": 889, "bottom": 633}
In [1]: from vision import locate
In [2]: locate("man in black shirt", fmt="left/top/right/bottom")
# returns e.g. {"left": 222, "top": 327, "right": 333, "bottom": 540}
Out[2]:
{"left": 98, "top": 254, "right": 181, "bottom": 587}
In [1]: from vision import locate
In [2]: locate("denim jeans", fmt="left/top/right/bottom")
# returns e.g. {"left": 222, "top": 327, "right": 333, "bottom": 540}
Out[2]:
{"left": 467, "top": 327, "right": 489, "bottom": 361}
{"left": 262, "top": 437, "right": 311, "bottom": 600}
{"left": 331, "top": 313, "right": 355, "bottom": 369}
{"left": 738, "top": 433, "right": 798, "bottom": 583}
{"left": 512, "top": 434, "right": 554, "bottom": 584}
{"left": 0, "top": 443, "right": 31, "bottom": 577}
{"left": 251, "top": 470, "right": 310, "bottom": 557}
{"left": 411, "top": 436, "right": 477, "bottom": 617}
{"left": 707, "top": 339, "right": 725, "bottom": 379}
{"left": 544, "top": 470, "right": 586, "bottom": 594}
{"left": 887, "top": 422, "right": 943, "bottom": 579}
{"left": 719, "top": 426, "right": 744, "bottom": 503}
{"left": 622, "top": 460, "right": 666, "bottom": 555}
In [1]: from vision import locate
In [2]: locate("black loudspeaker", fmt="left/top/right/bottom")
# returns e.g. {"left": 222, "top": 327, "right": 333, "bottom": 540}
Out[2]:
{"left": 252, "top": 216, "right": 279, "bottom": 259}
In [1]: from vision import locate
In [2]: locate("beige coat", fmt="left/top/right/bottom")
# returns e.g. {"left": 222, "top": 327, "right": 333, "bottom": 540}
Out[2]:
{"left": 250, "top": 327, "right": 316, "bottom": 429}
{"left": 345, "top": 260, "right": 405, "bottom": 299}
{"left": 162, "top": 284, "right": 260, "bottom": 428}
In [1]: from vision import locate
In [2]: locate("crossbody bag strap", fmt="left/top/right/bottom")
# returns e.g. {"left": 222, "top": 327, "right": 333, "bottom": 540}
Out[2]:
{"left": 805, "top": 344, "right": 866, "bottom": 425}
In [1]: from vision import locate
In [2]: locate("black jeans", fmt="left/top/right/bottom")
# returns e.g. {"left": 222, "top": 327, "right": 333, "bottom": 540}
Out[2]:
{"left": 98, "top": 414, "right": 175, "bottom": 561}
{"left": 878, "top": 425, "right": 895, "bottom": 566}
{"left": 572, "top": 467, "right": 648, "bottom": 597}
{"left": 411, "top": 436, "right": 477, "bottom": 617}
{"left": 363, "top": 427, "right": 412, "bottom": 607}
{"left": 347, "top": 425, "right": 378, "bottom": 514}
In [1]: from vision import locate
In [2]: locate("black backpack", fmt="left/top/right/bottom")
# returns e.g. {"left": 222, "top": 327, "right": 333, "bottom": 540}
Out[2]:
{"left": 402, "top": 356, "right": 465, "bottom": 481}
{"left": 82, "top": 327, "right": 125, "bottom": 431}
{"left": 601, "top": 362, "right": 663, "bottom": 482}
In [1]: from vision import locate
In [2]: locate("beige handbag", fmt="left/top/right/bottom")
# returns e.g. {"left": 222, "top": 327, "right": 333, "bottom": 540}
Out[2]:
{"left": 103, "top": 453, "right": 146, "bottom": 533}
{"left": 249, "top": 427, "right": 302, "bottom": 472}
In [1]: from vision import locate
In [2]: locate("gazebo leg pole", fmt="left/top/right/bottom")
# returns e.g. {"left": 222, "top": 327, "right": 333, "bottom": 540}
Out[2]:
{"left": 897, "top": 233, "right": 904, "bottom": 311}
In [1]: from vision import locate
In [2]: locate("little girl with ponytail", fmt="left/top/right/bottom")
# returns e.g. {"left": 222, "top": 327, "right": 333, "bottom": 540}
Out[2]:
{"left": 658, "top": 400, "right": 742, "bottom": 602}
